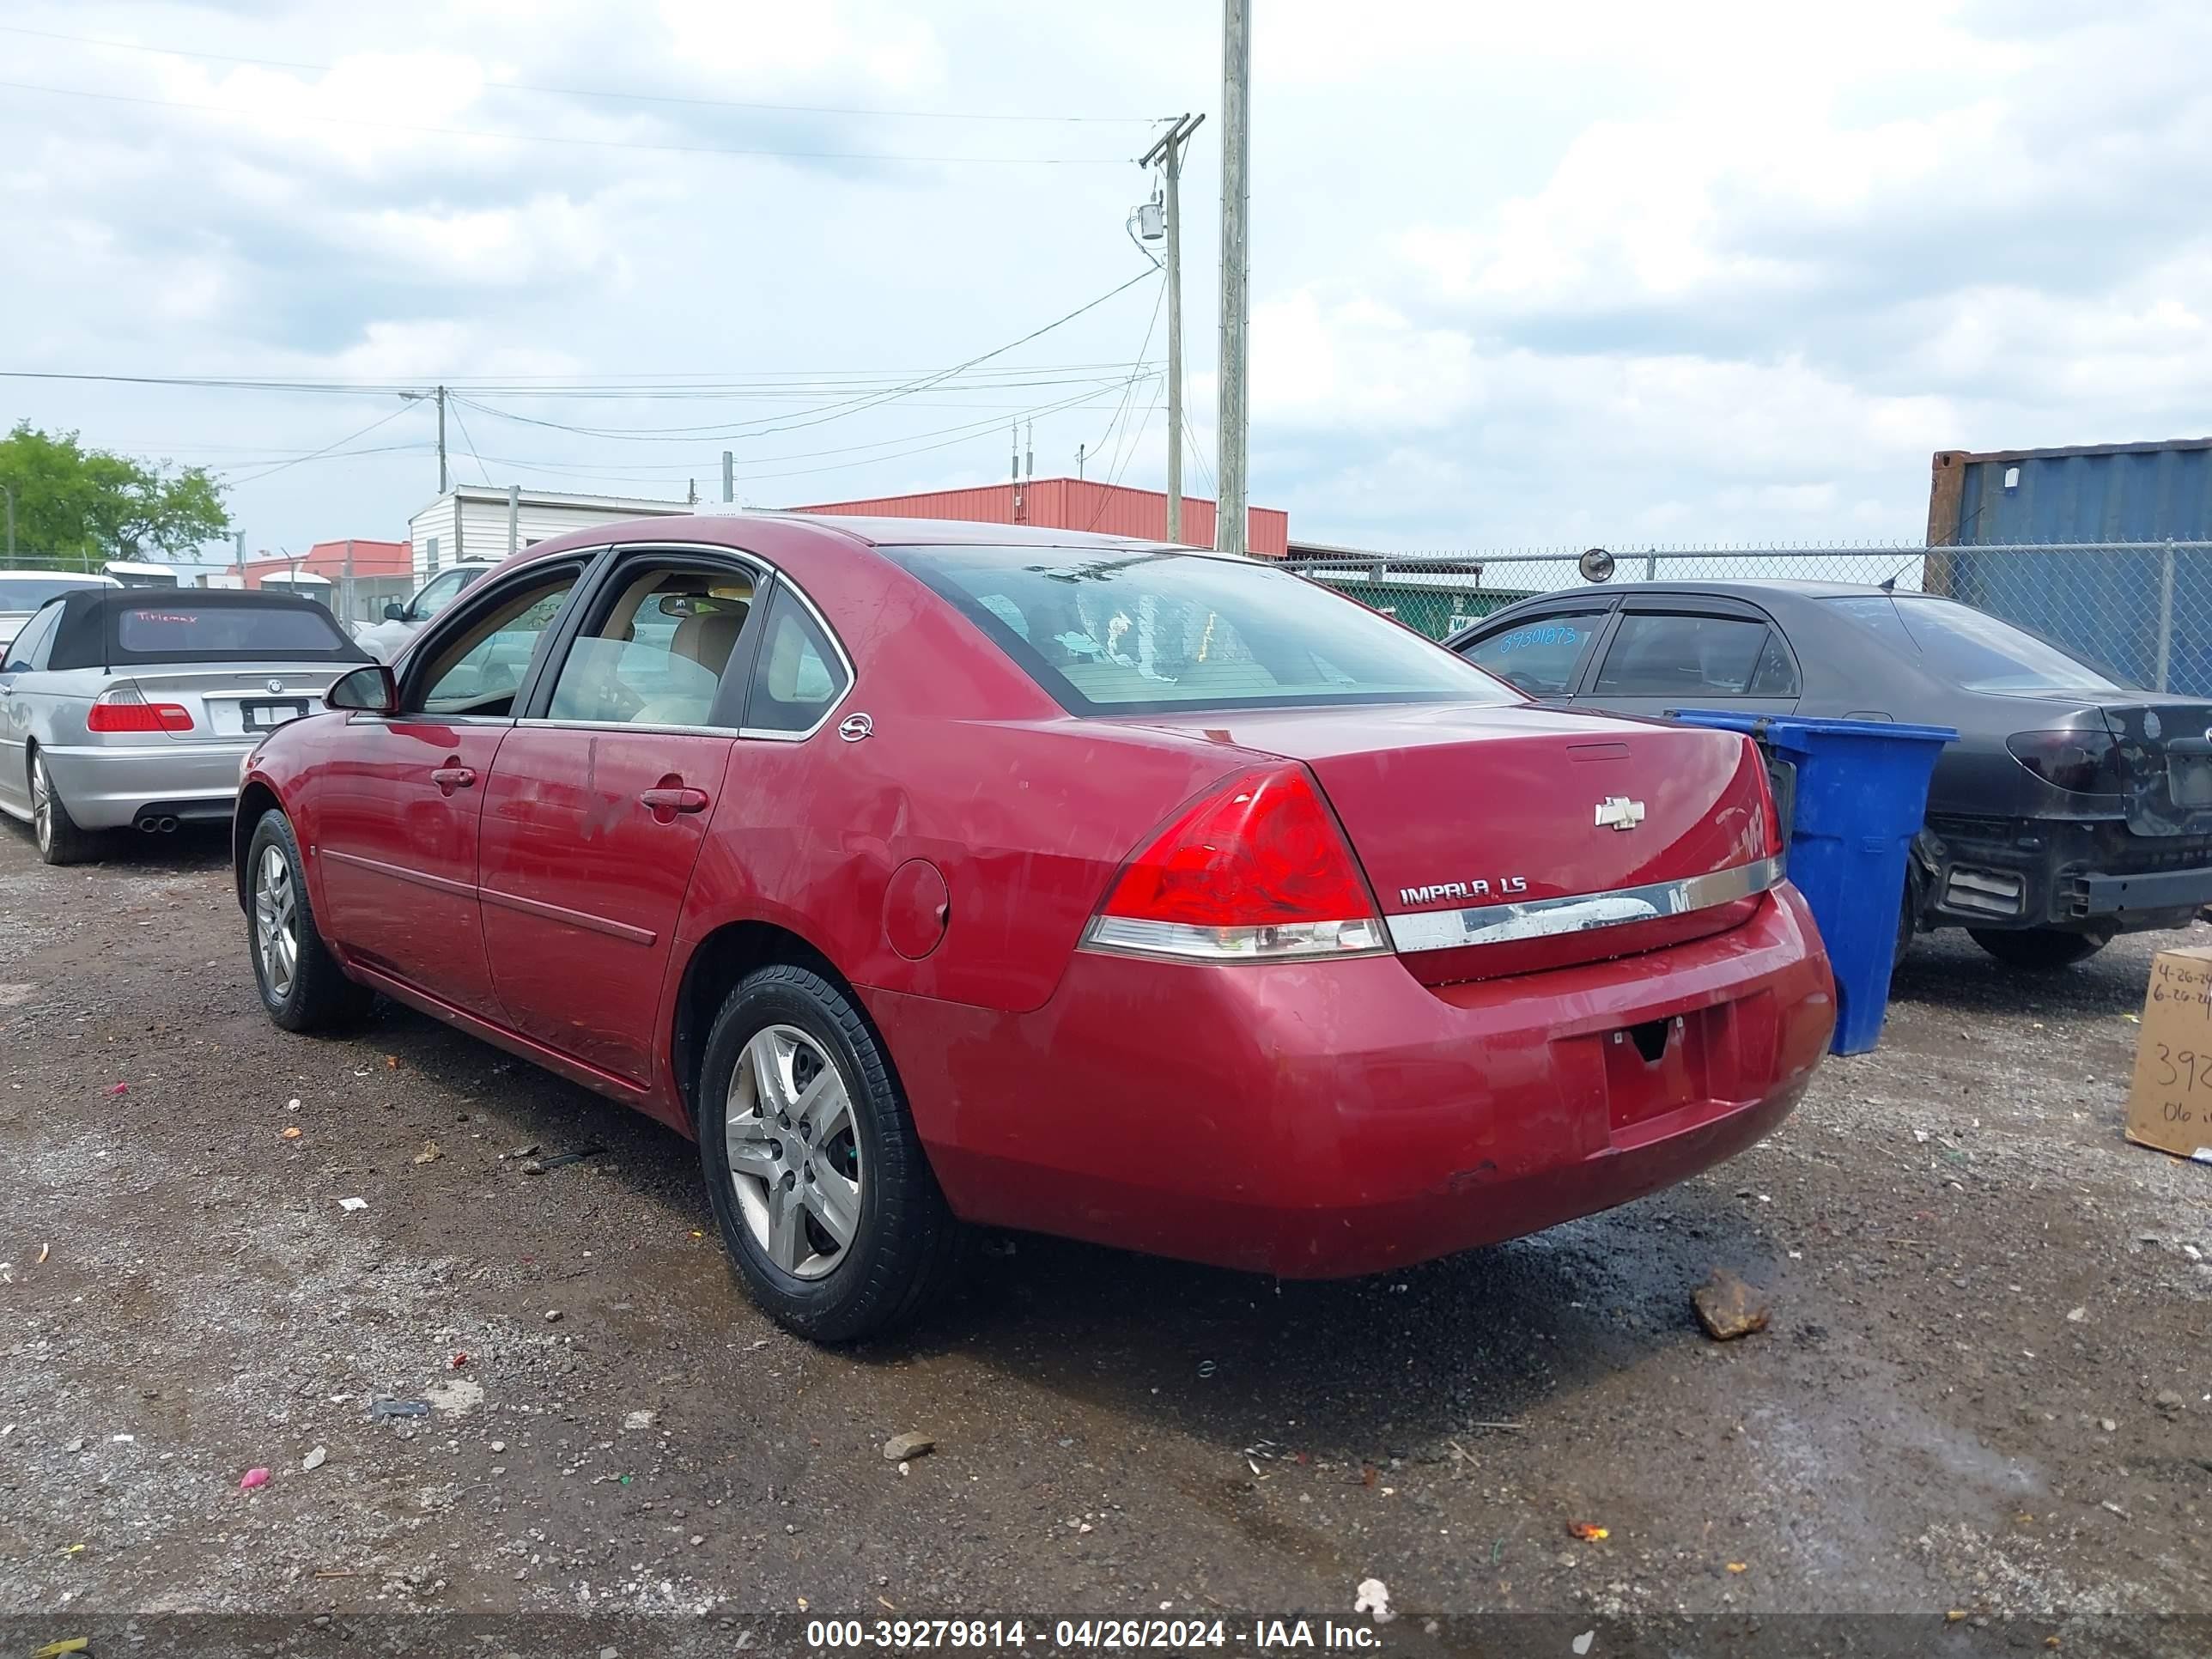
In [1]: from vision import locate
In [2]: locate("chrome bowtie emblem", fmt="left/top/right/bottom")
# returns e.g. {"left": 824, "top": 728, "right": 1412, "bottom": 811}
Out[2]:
{"left": 837, "top": 712, "right": 873, "bottom": 743}
{"left": 265, "top": 678, "right": 285, "bottom": 695}
{"left": 1595, "top": 796, "right": 1646, "bottom": 831}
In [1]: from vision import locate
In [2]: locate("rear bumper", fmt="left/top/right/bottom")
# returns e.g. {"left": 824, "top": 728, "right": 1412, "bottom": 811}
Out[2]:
{"left": 1924, "top": 814, "right": 2212, "bottom": 933}
{"left": 868, "top": 884, "right": 1835, "bottom": 1279}
{"left": 39, "top": 741, "right": 248, "bottom": 830}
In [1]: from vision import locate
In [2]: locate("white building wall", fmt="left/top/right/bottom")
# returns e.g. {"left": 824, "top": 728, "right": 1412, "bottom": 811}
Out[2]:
{"left": 406, "top": 489, "right": 689, "bottom": 580}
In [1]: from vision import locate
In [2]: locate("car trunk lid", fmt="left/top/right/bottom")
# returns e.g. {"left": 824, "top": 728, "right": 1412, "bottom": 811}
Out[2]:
{"left": 2101, "top": 702, "right": 2212, "bottom": 836}
{"left": 117, "top": 665, "right": 352, "bottom": 742}
{"left": 1113, "top": 702, "right": 1782, "bottom": 983}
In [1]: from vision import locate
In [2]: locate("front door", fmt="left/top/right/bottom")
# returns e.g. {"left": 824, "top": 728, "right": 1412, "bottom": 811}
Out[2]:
{"left": 476, "top": 551, "right": 761, "bottom": 1089}
{"left": 313, "top": 562, "right": 586, "bottom": 1017}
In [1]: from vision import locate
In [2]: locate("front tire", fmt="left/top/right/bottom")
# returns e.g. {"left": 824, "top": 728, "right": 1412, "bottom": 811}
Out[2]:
{"left": 1968, "top": 925, "right": 2113, "bottom": 971}
{"left": 246, "top": 810, "right": 371, "bottom": 1031}
{"left": 697, "top": 963, "right": 962, "bottom": 1343}
{"left": 29, "top": 750, "right": 100, "bottom": 866}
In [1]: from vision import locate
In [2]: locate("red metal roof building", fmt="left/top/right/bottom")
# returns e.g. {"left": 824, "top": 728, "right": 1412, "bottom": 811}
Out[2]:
{"left": 789, "top": 480, "right": 1289, "bottom": 558}
{"left": 239, "top": 538, "right": 413, "bottom": 589}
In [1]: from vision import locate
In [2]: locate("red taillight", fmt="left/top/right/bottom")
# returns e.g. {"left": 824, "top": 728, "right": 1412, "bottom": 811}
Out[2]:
{"left": 88, "top": 689, "right": 192, "bottom": 733}
{"left": 1084, "top": 765, "right": 1389, "bottom": 961}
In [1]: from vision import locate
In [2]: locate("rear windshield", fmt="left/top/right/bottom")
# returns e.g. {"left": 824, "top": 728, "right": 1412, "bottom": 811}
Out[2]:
{"left": 0, "top": 575, "right": 106, "bottom": 611}
{"left": 112, "top": 600, "right": 359, "bottom": 661}
{"left": 1826, "top": 594, "right": 2126, "bottom": 694}
{"left": 891, "top": 547, "right": 1519, "bottom": 714}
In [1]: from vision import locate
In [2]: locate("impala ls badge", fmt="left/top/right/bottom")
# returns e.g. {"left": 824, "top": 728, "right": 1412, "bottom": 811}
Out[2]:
{"left": 837, "top": 712, "right": 873, "bottom": 743}
{"left": 1595, "top": 795, "right": 1646, "bottom": 831}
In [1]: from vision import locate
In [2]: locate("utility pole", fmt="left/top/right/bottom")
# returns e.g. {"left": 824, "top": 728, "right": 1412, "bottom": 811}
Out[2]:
{"left": 436, "top": 386, "right": 448, "bottom": 494}
{"left": 722, "top": 451, "right": 735, "bottom": 503}
{"left": 1076, "top": 442, "right": 1085, "bottom": 481}
{"left": 1216, "top": 0, "right": 1251, "bottom": 558}
{"left": 1139, "top": 112, "right": 1204, "bottom": 545}
{"left": 507, "top": 483, "right": 520, "bottom": 556}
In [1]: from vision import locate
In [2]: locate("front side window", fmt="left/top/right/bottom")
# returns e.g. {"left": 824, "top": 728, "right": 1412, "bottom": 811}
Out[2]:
{"left": 546, "top": 562, "right": 757, "bottom": 726}
{"left": 744, "top": 587, "right": 850, "bottom": 733}
{"left": 1460, "top": 610, "right": 1607, "bottom": 695}
{"left": 892, "top": 548, "right": 1516, "bottom": 715}
{"left": 1827, "top": 594, "right": 2125, "bottom": 694}
{"left": 412, "top": 569, "right": 580, "bottom": 717}
{"left": 1591, "top": 612, "right": 1779, "bottom": 698}
{"left": 411, "top": 568, "right": 470, "bottom": 621}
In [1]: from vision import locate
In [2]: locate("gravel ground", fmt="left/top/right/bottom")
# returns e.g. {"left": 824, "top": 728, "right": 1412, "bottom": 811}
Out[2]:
{"left": 0, "top": 824, "right": 2208, "bottom": 1651}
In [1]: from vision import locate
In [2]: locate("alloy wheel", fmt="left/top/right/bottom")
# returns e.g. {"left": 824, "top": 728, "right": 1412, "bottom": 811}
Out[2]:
{"left": 253, "top": 844, "right": 299, "bottom": 1000}
{"left": 725, "top": 1023, "right": 864, "bottom": 1280}
{"left": 29, "top": 758, "right": 50, "bottom": 856}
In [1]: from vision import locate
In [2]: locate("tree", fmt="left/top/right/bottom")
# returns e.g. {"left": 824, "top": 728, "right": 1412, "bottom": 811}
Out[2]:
{"left": 0, "top": 424, "right": 232, "bottom": 567}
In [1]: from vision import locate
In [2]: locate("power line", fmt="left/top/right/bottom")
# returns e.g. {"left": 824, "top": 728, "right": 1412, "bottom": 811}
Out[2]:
{"left": 457, "top": 267, "right": 1161, "bottom": 446}
{"left": 0, "top": 25, "right": 1165, "bottom": 125}
{"left": 0, "top": 78, "right": 1135, "bottom": 166}
{"left": 446, "top": 400, "right": 491, "bottom": 486}
{"left": 224, "top": 402, "right": 421, "bottom": 485}
{"left": 0, "top": 364, "right": 1158, "bottom": 400}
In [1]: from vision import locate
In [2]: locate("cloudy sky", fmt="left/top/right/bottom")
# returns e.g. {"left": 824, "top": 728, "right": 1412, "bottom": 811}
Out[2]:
{"left": 3, "top": 0, "right": 2209, "bottom": 559}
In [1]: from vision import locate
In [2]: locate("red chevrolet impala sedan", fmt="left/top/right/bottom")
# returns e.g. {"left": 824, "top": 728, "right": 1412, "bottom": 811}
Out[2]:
{"left": 235, "top": 515, "right": 1834, "bottom": 1340}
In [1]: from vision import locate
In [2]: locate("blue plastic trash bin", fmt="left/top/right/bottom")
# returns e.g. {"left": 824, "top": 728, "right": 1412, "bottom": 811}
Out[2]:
{"left": 1673, "top": 712, "right": 1956, "bottom": 1054}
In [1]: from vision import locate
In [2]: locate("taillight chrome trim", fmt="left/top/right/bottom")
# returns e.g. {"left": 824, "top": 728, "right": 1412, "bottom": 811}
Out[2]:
{"left": 1384, "top": 854, "right": 1785, "bottom": 955}
{"left": 1079, "top": 915, "right": 1392, "bottom": 963}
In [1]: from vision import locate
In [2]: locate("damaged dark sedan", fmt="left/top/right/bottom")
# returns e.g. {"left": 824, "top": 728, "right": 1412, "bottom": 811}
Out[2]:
{"left": 1448, "top": 580, "right": 2212, "bottom": 969}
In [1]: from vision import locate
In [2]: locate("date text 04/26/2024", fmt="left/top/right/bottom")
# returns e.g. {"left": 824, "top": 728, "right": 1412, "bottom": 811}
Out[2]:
{"left": 803, "top": 1619, "right": 1387, "bottom": 1650}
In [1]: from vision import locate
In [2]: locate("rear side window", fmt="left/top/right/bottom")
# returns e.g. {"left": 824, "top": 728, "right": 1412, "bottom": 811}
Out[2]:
{"left": 1591, "top": 612, "right": 1786, "bottom": 697}
{"left": 1826, "top": 594, "right": 2125, "bottom": 693}
{"left": 112, "top": 601, "right": 356, "bottom": 660}
{"left": 892, "top": 547, "right": 1516, "bottom": 714}
{"left": 3, "top": 604, "right": 63, "bottom": 673}
{"left": 1460, "top": 611, "right": 1607, "bottom": 695}
{"left": 744, "top": 586, "right": 850, "bottom": 733}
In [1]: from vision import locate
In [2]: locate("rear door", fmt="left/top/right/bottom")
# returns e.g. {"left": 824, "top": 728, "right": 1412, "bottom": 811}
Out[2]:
{"left": 1579, "top": 598, "right": 1801, "bottom": 721}
{"left": 1453, "top": 602, "right": 1614, "bottom": 702}
{"left": 475, "top": 547, "right": 767, "bottom": 1088}
{"left": 313, "top": 557, "right": 592, "bottom": 1018}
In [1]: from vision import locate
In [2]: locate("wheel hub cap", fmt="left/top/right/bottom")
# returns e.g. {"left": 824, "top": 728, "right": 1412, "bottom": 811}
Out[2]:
{"left": 725, "top": 1024, "right": 863, "bottom": 1280}
{"left": 253, "top": 844, "right": 299, "bottom": 1000}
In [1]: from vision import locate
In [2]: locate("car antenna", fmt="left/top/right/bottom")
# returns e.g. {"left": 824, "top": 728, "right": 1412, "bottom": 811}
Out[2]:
{"left": 1876, "top": 546, "right": 1922, "bottom": 592}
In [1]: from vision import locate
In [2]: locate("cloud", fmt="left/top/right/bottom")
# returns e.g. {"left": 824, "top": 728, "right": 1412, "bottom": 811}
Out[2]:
{"left": 2, "top": 0, "right": 2208, "bottom": 558}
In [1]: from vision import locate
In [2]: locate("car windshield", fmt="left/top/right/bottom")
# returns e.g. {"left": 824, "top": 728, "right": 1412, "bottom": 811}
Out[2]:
{"left": 0, "top": 575, "right": 104, "bottom": 611}
{"left": 1826, "top": 594, "right": 2128, "bottom": 694}
{"left": 890, "top": 547, "right": 1519, "bottom": 714}
{"left": 112, "top": 600, "right": 357, "bottom": 660}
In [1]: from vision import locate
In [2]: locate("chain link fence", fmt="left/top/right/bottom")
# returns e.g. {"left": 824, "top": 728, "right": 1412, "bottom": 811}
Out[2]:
{"left": 1295, "top": 541, "right": 2212, "bottom": 697}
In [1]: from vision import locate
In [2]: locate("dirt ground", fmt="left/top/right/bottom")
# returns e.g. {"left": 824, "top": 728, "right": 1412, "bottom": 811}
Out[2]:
{"left": 1, "top": 823, "right": 2208, "bottom": 1653}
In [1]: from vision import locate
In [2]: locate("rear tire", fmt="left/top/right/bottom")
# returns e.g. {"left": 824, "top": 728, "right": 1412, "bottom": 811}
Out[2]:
{"left": 28, "top": 750, "right": 100, "bottom": 866}
{"left": 246, "top": 809, "right": 371, "bottom": 1032}
{"left": 697, "top": 963, "right": 962, "bottom": 1344}
{"left": 1968, "top": 925, "right": 2113, "bottom": 971}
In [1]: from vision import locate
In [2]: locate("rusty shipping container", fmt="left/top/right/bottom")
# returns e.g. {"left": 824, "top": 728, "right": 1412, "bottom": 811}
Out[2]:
{"left": 790, "top": 478, "right": 1290, "bottom": 558}
{"left": 1927, "top": 437, "right": 2212, "bottom": 693}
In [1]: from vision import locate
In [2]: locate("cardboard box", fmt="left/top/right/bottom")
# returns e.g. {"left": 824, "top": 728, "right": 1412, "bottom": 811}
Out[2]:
{"left": 2125, "top": 945, "right": 2212, "bottom": 1165}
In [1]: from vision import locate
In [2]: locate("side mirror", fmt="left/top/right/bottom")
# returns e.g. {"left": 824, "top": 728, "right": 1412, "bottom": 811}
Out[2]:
{"left": 326, "top": 663, "right": 398, "bottom": 714}
{"left": 383, "top": 601, "right": 408, "bottom": 622}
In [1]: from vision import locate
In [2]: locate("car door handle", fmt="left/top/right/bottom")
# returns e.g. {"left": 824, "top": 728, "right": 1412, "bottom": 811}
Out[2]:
{"left": 431, "top": 765, "right": 477, "bottom": 794}
{"left": 639, "top": 786, "right": 710, "bottom": 821}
